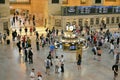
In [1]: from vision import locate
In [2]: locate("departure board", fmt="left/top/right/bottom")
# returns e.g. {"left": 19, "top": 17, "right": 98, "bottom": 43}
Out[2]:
{"left": 61, "top": 6, "right": 120, "bottom": 16}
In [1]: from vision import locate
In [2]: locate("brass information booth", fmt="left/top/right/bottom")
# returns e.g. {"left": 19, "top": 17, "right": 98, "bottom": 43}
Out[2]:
{"left": 61, "top": 31, "right": 79, "bottom": 50}
{"left": 61, "top": 31, "right": 86, "bottom": 50}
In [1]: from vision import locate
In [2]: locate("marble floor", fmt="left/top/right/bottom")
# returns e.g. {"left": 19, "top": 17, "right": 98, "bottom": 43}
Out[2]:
{"left": 0, "top": 27, "right": 120, "bottom": 80}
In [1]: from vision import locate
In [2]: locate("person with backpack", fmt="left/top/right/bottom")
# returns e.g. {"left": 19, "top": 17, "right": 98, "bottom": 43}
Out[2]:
{"left": 37, "top": 71, "right": 42, "bottom": 80}
{"left": 45, "top": 57, "right": 51, "bottom": 75}
{"left": 112, "top": 63, "right": 119, "bottom": 80}
{"left": 60, "top": 55, "right": 64, "bottom": 72}
{"left": 92, "top": 45, "right": 97, "bottom": 60}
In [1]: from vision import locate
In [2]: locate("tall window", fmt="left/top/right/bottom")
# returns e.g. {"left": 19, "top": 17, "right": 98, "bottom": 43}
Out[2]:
{"left": 0, "top": 0, "right": 5, "bottom": 3}
{"left": 95, "top": 0, "right": 101, "bottom": 4}
{"left": 52, "top": 0, "right": 59, "bottom": 3}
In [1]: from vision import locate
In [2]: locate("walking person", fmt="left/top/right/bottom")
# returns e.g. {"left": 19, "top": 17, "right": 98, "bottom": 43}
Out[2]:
{"left": 36, "top": 38, "right": 40, "bottom": 50}
{"left": 30, "top": 68, "right": 35, "bottom": 80}
{"left": 3, "top": 34, "right": 7, "bottom": 43}
{"left": 92, "top": 45, "right": 97, "bottom": 60}
{"left": 97, "top": 47, "right": 102, "bottom": 61}
{"left": 109, "top": 43, "right": 115, "bottom": 55}
{"left": 28, "top": 48, "right": 33, "bottom": 64}
{"left": 116, "top": 37, "right": 119, "bottom": 48}
{"left": 54, "top": 56, "right": 60, "bottom": 73}
{"left": 112, "top": 63, "right": 119, "bottom": 80}
{"left": 77, "top": 54, "right": 81, "bottom": 70}
{"left": 45, "top": 57, "right": 51, "bottom": 75}
{"left": 24, "top": 27, "right": 28, "bottom": 35}
{"left": 60, "top": 55, "right": 64, "bottom": 73}
{"left": 24, "top": 47, "right": 28, "bottom": 62}
{"left": 30, "top": 27, "right": 33, "bottom": 36}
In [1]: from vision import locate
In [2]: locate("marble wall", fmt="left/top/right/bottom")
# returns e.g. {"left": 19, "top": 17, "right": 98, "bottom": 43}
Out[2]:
{"left": 0, "top": 0, "right": 10, "bottom": 33}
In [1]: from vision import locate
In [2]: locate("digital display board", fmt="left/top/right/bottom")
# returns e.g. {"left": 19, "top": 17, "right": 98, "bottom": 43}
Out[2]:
{"left": 0, "top": 0, "right": 5, "bottom": 3}
{"left": 61, "top": 6, "right": 120, "bottom": 16}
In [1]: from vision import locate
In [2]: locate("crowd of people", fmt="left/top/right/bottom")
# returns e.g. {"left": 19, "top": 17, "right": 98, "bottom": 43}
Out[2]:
{"left": 2, "top": 12, "right": 120, "bottom": 80}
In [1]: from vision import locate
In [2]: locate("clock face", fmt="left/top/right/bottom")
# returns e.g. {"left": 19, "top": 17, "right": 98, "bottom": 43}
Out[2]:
{"left": 66, "top": 26, "right": 74, "bottom": 31}
{"left": 68, "top": 7, "right": 76, "bottom": 13}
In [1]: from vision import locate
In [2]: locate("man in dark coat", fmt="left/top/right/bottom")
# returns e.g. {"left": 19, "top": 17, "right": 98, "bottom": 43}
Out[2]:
{"left": 28, "top": 48, "right": 33, "bottom": 64}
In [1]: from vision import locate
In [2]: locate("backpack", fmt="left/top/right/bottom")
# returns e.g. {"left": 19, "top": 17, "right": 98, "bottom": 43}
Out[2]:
{"left": 46, "top": 60, "right": 50, "bottom": 67}
{"left": 92, "top": 47, "right": 95, "bottom": 52}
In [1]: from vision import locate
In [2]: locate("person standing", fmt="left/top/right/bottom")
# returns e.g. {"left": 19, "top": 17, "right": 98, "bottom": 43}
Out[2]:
{"left": 36, "top": 38, "right": 39, "bottom": 50}
{"left": 45, "top": 57, "right": 51, "bottom": 75}
{"left": 60, "top": 55, "right": 64, "bottom": 72}
{"left": 24, "top": 27, "right": 28, "bottom": 35}
{"left": 30, "top": 27, "right": 33, "bottom": 36}
{"left": 37, "top": 72, "right": 42, "bottom": 80}
{"left": 32, "top": 15, "right": 36, "bottom": 26}
{"left": 54, "top": 56, "right": 60, "bottom": 73}
{"left": 30, "top": 68, "right": 35, "bottom": 80}
{"left": 109, "top": 43, "right": 115, "bottom": 55}
{"left": 77, "top": 54, "right": 81, "bottom": 70}
{"left": 24, "top": 47, "right": 28, "bottom": 62}
{"left": 92, "top": 45, "right": 97, "bottom": 60}
{"left": 116, "top": 37, "right": 119, "bottom": 48}
{"left": 112, "top": 63, "right": 119, "bottom": 80}
{"left": 28, "top": 48, "right": 33, "bottom": 64}
{"left": 97, "top": 47, "right": 102, "bottom": 61}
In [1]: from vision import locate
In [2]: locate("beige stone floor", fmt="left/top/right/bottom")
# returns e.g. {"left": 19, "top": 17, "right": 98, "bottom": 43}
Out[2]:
{"left": 0, "top": 27, "right": 120, "bottom": 80}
